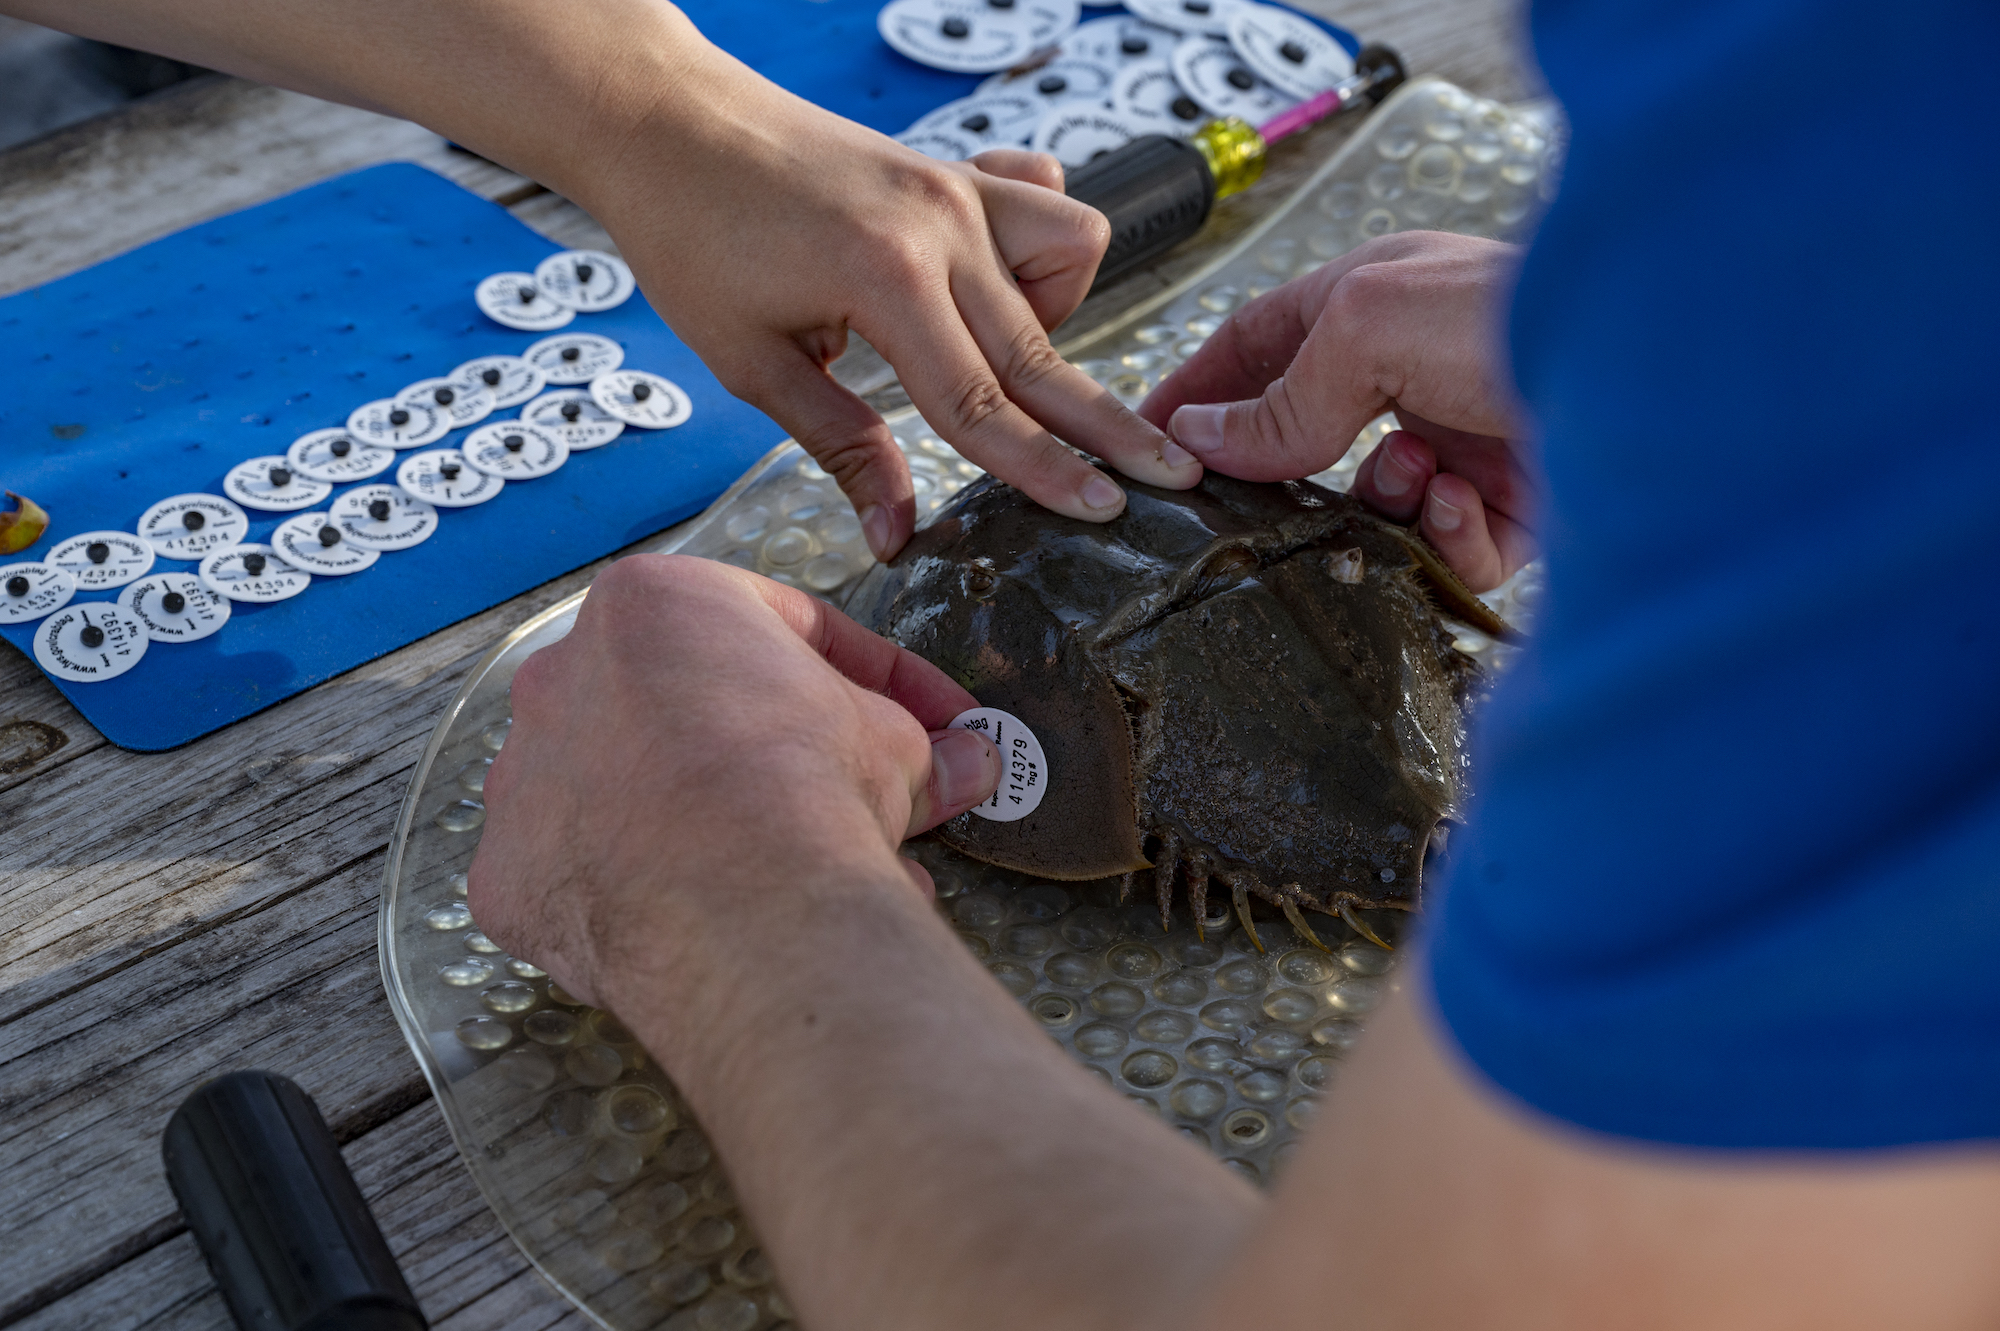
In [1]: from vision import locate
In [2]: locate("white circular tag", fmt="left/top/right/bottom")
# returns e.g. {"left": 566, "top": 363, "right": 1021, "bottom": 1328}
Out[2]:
{"left": 1031, "top": 106, "right": 1152, "bottom": 167}
{"left": 397, "top": 376, "right": 495, "bottom": 431}
{"left": 398, "top": 449, "right": 504, "bottom": 508}
{"left": 0, "top": 562, "right": 76, "bottom": 624}
{"left": 330, "top": 485, "right": 439, "bottom": 552}
{"left": 980, "top": 55, "right": 1118, "bottom": 109}
{"left": 1171, "top": 34, "right": 1296, "bottom": 121}
{"left": 463, "top": 422, "right": 569, "bottom": 480}
{"left": 34, "top": 601, "right": 149, "bottom": 683}
{"left": 589, "top": 370, "right": 693, "bottom": 430}
{"left": 199, "top": 543, "right": 312, "bottom": 603}
{"left": 223, "top": 455, "right": 334, "bottom": 512}
{"left": 534, "top": 249, "right": 636, "bottom": 312}
{"left": 1123, "top": 0, "right": 1240, "bottom": 37}
{"left": 348, "top": 397, "right": 451, "bottom": 450}
{"left": 1112, "top": 59, "right": 1208, "bottom": 135}
{"left": 878, "top": 0, "right": 1043, "bottom": 73}
{"left": 907, "top": 90, "right": 1046, "bottom": 145}
{"left": 116, "top": 571, "right": 230, "bottom": 642}
{"left": 475, "top": 271, "right": 575, "bottom": 332}
{"left": 272, "top": 512, "right": 382, "bottom": 576}
{"left": 1062, "top": 13, "right": 1180, "bottom": 65}
{"left": 451, "top": 354, "right": 546, "bottom": 410}
{"left": 524, "top": 332, "right": 624, "bottom": 385}
{"left": 950, "top": 707, "right": 1049, "bottom": 822}
{"left": 1011, "top": 0, "right": 1082, "bottom": 46}
{"left": 137, "top": 493, "right": 249, "bottom": 562}
{"left": 1225, "top": 4, "right": 1352, "bottom": 101}
{"left": 522, "top": 389, "right": 626, "bottom": 450}
{"left": 287, "top": 427, "right": 397, "bottom": 483}
{"left": 48, "top": 530, "right": 155, "bottom": 589}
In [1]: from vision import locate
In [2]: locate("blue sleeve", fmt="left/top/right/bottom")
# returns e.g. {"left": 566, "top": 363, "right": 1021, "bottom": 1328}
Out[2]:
{"left": 1424, "top": 0, "right": 2000, "bottom": 1148}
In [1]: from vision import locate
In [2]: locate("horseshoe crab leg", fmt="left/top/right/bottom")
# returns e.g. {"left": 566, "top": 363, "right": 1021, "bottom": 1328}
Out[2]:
{"left": 1185, "top": 850, "right": 1213, "bottom": 941}
{"left": 1280, "top": 898, "right": 1331, "bottom": 952}
{"left": 1224, "top": 873, "right": 1263, "bottom": 952}
{"left": 1339, "top": 900, "right": 1395, "bottom": 952}
{"left": 1153, "top": 830, "right": 1183, "bottom": 933}
{"left": 1389, "top": 524, "right": 1516, "bottom": 641}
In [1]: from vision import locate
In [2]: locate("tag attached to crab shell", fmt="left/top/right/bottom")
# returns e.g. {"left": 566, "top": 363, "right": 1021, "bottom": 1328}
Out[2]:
{"left": 948, "top": 708, "right": 1050, "bottom": 823}
{"left": 878, "top": 556, "right": 1151, "bottom": 879}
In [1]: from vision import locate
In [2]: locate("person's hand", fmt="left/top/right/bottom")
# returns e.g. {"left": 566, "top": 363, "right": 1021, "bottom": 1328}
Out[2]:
{"left": 23, "top": 0, "right": 1201, "bottom": 559}
{"left": 1138, "top": 231, "right": 1536, "bottom": 591}
{"left": 587, "top": 36, "right": 1201, "bottom": 562}
{"left": 465, "top": 554, "right": 1000, "bottom": 1011}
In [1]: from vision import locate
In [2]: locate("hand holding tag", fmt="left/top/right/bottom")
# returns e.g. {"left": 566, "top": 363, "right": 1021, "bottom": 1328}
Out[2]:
{"left": 949, "top": 707, "right": 1049, "bottom": 822}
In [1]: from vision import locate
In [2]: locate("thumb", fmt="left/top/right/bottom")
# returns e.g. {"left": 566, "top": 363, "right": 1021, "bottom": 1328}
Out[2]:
{"left": 907, "top": 727, "right": 1001, "bottom": 836}
{"left": 1165, "top": 374, "right": 1372, "bottom": 483}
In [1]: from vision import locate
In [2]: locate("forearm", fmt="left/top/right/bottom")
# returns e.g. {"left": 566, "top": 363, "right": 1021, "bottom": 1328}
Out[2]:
{"left": 2, "top": 0, "right": 745, "bottom": 221}
{"left": 610, "top": 866, "right": 1261, "bottom": 1331}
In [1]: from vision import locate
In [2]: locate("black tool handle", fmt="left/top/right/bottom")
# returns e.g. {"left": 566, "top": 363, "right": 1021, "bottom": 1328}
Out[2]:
{"left": 1355, "top": 43, "right": 1408, "bottom": 104}
{"left": 163, "top": 1070, "right": 427, "bottom": 1331}
{"left": 1064, "top": 134, "right": 1216, "bottom": 290}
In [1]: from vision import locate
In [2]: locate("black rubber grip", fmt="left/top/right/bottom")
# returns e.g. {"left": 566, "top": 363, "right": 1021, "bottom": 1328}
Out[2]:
{"left": 163, "top": 1070, "right": 427, "bottom": 1331}
{"left": 1355, "top": 43, "right": 1408, "bottom": 104}
{"left": 1064, "top": 135, "right": 1216, "bottom": 289}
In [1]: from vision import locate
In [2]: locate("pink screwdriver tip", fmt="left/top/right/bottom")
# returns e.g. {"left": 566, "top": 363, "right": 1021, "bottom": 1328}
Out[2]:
{"left": 1258, "top": 87, "right": 1349, "bottom": 145}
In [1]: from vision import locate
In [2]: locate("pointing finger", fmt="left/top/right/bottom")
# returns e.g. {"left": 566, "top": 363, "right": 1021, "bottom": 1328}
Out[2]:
{"left": 862, "top": 287, "right": 1132, "bottom": 527}
{"left": 740, "top": 566, "right": 979, "bottom": 728}
{"left": 951, "top": 265, "right": 1201, "bottom": 490}
{"left": 717, "top": 336, "right": 917, "bottom": 561}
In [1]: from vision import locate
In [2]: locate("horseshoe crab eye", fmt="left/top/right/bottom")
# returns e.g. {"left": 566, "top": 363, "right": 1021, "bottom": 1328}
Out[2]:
{"left": 963, "top": 557, "right": 998, "bottom": 598}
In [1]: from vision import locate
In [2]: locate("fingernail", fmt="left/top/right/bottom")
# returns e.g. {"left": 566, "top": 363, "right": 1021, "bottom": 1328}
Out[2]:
{"left": 1081, "top": 475, "right": 1124, "bottom": 513}
{"left": 860, "top": 504, "right": 893, "bottom": 560}
{"left": 931, "top": 728, "right": 997, "bottom": 808}
{"left": 1426, "top": 489, "right": 1464, "bottom": 533}
{"left": 1373, "top": 438, "right": 1418, "bottom": 499}
{"left": 1161, "top": 439, "right": 1197, "bottom": 468}
{"left": 1168, "top": 403, "right": 1226, "bottom": 456}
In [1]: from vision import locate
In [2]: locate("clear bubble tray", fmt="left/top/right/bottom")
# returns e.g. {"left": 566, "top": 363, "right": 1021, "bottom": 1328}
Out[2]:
{"left": 380, "top": 78, "right": 1559, "bottom": 1329}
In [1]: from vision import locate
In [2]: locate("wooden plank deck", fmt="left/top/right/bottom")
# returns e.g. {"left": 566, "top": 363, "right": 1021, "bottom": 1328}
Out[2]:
{"left": 0, "top": 4, "right": 1530, "bottom": 1324}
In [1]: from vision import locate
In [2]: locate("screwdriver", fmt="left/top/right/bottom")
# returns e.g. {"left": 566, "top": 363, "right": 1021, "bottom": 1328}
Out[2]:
{"left": 1064, "top": 44, "right": 1407, "bottom": 288}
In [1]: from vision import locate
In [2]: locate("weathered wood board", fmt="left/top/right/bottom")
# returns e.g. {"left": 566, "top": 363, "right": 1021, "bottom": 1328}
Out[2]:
{"left": 0, "top": 2, "right": 1531, "bottom": 1323}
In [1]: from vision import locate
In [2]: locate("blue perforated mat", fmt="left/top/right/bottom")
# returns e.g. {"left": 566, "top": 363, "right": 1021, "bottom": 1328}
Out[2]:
{"left": 0, "top": 163, "right": 787, "bottom": 750}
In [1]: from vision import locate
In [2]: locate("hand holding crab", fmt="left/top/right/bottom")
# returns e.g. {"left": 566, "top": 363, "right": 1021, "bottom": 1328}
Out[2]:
{"left": 1141, "top": 231, "right": 1539, "bottom": 592}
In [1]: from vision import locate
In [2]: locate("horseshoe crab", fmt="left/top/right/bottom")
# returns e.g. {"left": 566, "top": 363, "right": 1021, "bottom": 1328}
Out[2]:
{"left": 846, "top": 473, "right": 1494, "bottom": 950}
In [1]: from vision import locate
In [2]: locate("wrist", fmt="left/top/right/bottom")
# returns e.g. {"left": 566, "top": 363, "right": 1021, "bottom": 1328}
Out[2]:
{"left": 589, "top": 851, "right": 923, "bottom": 1065}
{"left": 571, "top": 29, "right": 834, "bottom": 248}
{"left": 541, "top": 5, "right": 753, "bottom": 214}
{"left": 400, "top": 0, "right": 765, "bottom": 223}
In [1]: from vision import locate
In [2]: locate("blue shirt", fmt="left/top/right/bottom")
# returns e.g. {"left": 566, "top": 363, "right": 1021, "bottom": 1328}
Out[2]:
{"left": 1425, "top": 0, "right": 2000, "bottom": 1148}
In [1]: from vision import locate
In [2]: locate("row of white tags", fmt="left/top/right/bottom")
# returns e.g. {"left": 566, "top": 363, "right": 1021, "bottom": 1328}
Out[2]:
{"left": 4, "top": 369, "right": 689, "bottom": 686}
{"left": 883, "top": 0, "right": 1352, "bottom": 167}
{"left": 6, "top": 248, "right": 660, "bottom": 683}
